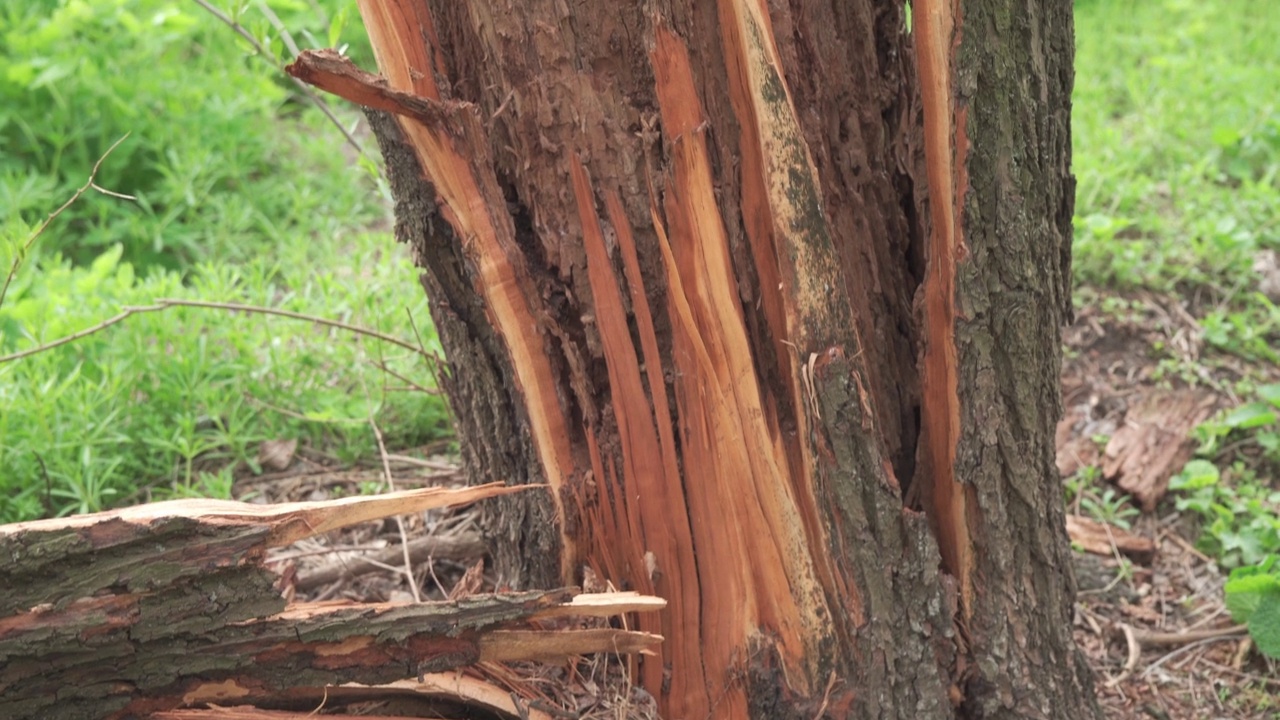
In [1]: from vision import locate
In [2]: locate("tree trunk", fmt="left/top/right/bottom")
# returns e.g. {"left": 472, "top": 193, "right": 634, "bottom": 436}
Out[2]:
{"left": 290, "top": 0, "right": 1097, "bottom": 717}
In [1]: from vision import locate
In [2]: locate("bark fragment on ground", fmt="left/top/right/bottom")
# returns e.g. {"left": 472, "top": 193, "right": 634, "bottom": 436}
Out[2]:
{"left": 0, "top": 486, "right": 663, "bottom": 720}
{"left": 1065, "top": 514, "right": 1157, "bottom": 564}
{"left": 1101, "top": 390, "right": 1219, "bottom": 510}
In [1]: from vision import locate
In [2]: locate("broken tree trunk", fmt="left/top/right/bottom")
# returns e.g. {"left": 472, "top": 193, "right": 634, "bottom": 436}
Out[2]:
{"left": 0, "top": 485, "right": 663, "bottom": 720}
{"left": 288, "top": 0, "right": 1099, "bottom": 717}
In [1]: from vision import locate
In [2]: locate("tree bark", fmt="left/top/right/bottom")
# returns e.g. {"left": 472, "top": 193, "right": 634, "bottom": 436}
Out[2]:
{"left": 0, "top": 487, "right": 662, "bottom": 719}
{"left": 290, "top": 0, "right": 1098, "bottom": 717}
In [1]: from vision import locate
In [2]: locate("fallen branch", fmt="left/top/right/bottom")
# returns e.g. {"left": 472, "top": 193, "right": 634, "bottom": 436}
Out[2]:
{"left": 294, "top": 532, "right": 486, "bottom": 592}
{"left": 0, "top": 486, "right": 663, "bottom": 719}
{"left": 1066, "top": 514, "right": 1156, "bottom": 564}
{"left": 152, "top": 672, "right": 563, "bottom": 720}
{"left": 1126, "top": 623, "right": 1247, "bottom": 647}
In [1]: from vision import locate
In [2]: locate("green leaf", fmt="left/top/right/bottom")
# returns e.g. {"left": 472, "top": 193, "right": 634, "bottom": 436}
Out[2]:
{"left": 1259, "top": 383, "right": 1280, "bottom": 409}
{"left": 328, "top": 5, "right": 349, "bottom": 49}
{"left": 1170, "top": 459, "right": 1220, "bottom": 490}
{"left": 1249, "top": 594, "right": 1280, "bottom": 659}
{"left": 1221, "top": 401, "right": 1278, "bottom": 429}
{"left": 1225, "top": 557, "right": 1280, "bottom": 623}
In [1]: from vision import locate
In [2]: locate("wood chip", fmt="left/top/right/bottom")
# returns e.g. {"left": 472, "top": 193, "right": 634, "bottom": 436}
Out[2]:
{"left": 1101, "top": 389, "right": 1218, "bottom": 510}
{"left": 1066, "top": 514, "right": 1157, "bottom": 564}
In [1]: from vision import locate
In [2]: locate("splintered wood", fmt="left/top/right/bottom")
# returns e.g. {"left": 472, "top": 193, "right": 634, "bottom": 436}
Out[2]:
{"left": 0, "top": 485, "right": 663, "bottom": 719}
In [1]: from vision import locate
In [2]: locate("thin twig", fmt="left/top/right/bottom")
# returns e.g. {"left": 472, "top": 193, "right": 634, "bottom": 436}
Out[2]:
{"left": 369, "top": 415, "right": 422, "bottom": 603}
{"left": 1198, "top": 659, "right": 1280, "bottom": 689}
{"left": 384, "top": 453, "right": 457, "bottom": 471}
{"left": 407, "top": 306, "right": 457, "bottom": 426}
{"left": 1107, "top": 624, "right": 1141, "bottom": 688}
{"left": 1141, "top": 635, "right": 1243, "bottom": 679}
{"left": 156, "top": 298, "right": 427, "bottom": 356}
{"left": 190, "top": 0, "right": 369, "bottom": 160}
{"left": 367, "top": 359, "right": 441, "bottom": 395}
{"left": 1, "top": 134, "right": 134, "bottom": 310}
{"left": 0, "top": 304, "right": 167, "bottom": 364}
{"left": 244, "top": 394, "right": 368, "bottom": 425}
{"left": 1130, "top": 624, "right": 1247, "bottom": 647}
{"left": 253, "top": 0, "right": 301, "bottom": 58}
{"left": 0, "top": 298, "right": 426, "bottom": 365}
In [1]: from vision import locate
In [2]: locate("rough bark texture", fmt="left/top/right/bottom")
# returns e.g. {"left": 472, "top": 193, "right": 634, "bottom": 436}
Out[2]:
{"left": 290, "top": 0, "right": 1099, "bottom": 717}
{"left": 0, "top": 488, "right": 661, "bottom": 720}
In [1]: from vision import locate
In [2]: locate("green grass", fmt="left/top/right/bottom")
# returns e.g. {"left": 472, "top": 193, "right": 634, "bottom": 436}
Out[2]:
{"left": 0, "top": 0, "right": 380, "bottom": 270}
{"left": 0, "top": 0, "right": 448, "bottom": 522}
{"left": 1074, "top": 0, "right": 1280, "bottom": 298}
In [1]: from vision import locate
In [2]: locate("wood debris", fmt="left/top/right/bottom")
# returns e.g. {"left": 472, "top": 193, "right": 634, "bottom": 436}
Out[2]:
{"left": 0, "top": 485, "right": 664, "bottom": 719}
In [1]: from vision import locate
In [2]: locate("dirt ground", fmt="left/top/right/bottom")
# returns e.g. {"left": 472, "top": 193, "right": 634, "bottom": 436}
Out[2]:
{"left": 1061, "top": 293, "right": 1279, "bottom": 719}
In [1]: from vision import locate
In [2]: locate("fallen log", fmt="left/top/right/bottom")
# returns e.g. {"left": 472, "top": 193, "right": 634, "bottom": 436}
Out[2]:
{"left": 0, "top": 484, "right": 664, "bottom": 719}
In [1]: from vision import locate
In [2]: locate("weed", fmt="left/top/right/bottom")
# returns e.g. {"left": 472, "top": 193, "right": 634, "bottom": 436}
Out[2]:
{"left": 1223, "top": 556, "right": 1280, "bottom": 660}
{"left": 0, "top": 237, "right": 450, "bottom": 522}
{"left": 0, "top": 1, "right": 453, "bottom": 521}
{"left": 1171, "top": 460, "right": 1280, "bottom": 569}
{"left": 1080, "top": 487, "right": 1141, "bottom": 530}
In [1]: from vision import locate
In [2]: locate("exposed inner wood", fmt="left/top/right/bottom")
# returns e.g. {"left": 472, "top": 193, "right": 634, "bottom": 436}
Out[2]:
{"left": 156, "top": 673, "right": 561, "bottom": 720}
{"left": 912, "top": 0, "right": 974, "bottom": 615}
{"left": 569, "top": 155, "right": 702, "bottom": 700}
{"left": 289, "top": 45, "right": 579, "bottom": 582}
{"left": 650, "top": 21, "right": 834, "bottom": 707}
{"left": 289, "top": 0, "right": 1093, "bottom": 716}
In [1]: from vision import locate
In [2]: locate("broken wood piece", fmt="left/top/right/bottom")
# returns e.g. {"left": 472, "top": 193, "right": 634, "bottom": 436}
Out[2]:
{"left": 1065, "top": 514, "right": 1157, "bottom": 564}
{"left": 285, "top": 49, "right": 459, "bottom": 128}
{"left": 0, "top": 484, "right": 658, "bottom": 720}
{"left": 0, "top": 482, "right": 534, "bottom": 617}
{"left": 292, "top": 532, "right": 487, "bottom": 592}
{"left": 154, "top": 671, "right": 560, "bottom": 720}
{"left": 154, "top": 710, "right": 431, "bottom": 720}
{"left": 2, "top": 589, "right": 663, "bottom": 719}
{"left": 479, "top": 628, "right": 664, "bottom": 661}
{"left": 1, "top": 481, "right": 531, "bottom": 547}
{"left": 1101, "top": 389, "right": 1218, "bottom": 511}
{"left": 1125, "top": 623, "right": 1247, "bottom": 647}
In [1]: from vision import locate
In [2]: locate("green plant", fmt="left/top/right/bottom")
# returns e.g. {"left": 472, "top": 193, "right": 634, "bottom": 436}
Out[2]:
{"left": 1064, "top": 464, "right": 1102, "bottom": 509}
{"left": 1079, "top": 487, "right": 1141, "bottom": 530}
{"left": 1171, "top": 459, "right": 1280, "bottom": 569}
{"left": 1073, "top": 0, "right": 1280, "bottom": 299}
{"left": 0, "top": 240, "right": 450, "bottom": 522}
{"left": 0, "top": 0, "right": 377, "bottom": 272}
{"left": 1224, "top": 555, "right": 1280, "bottom": 659}
{"left": 1191, "top": 383, "right": 1280, "bottom": 461}
{"left": 0, "top": 0, "right": 457, "bottom": 521}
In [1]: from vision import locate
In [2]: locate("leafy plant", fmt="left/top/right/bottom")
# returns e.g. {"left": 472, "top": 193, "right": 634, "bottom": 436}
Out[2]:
{"left": 1073, "top": 0, "right": 1280, "bottom": 299}
{"left": 1080, "top": 487, "right": 1141, "bottom": 530}
{"left": 1171, "top": 458, "right": 1280, "bottom": 569}
{"left": 0, "top": 0, "right": 377, "bottom": 272}
{"left": 1224, "top": 556, "right": 1280, "bottom": 659}
{"left": 1191, "top": 383, "right": 1280, "bottom": 461}
{"left": 0, "top": 240, "right": 450, "bottom": 522}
